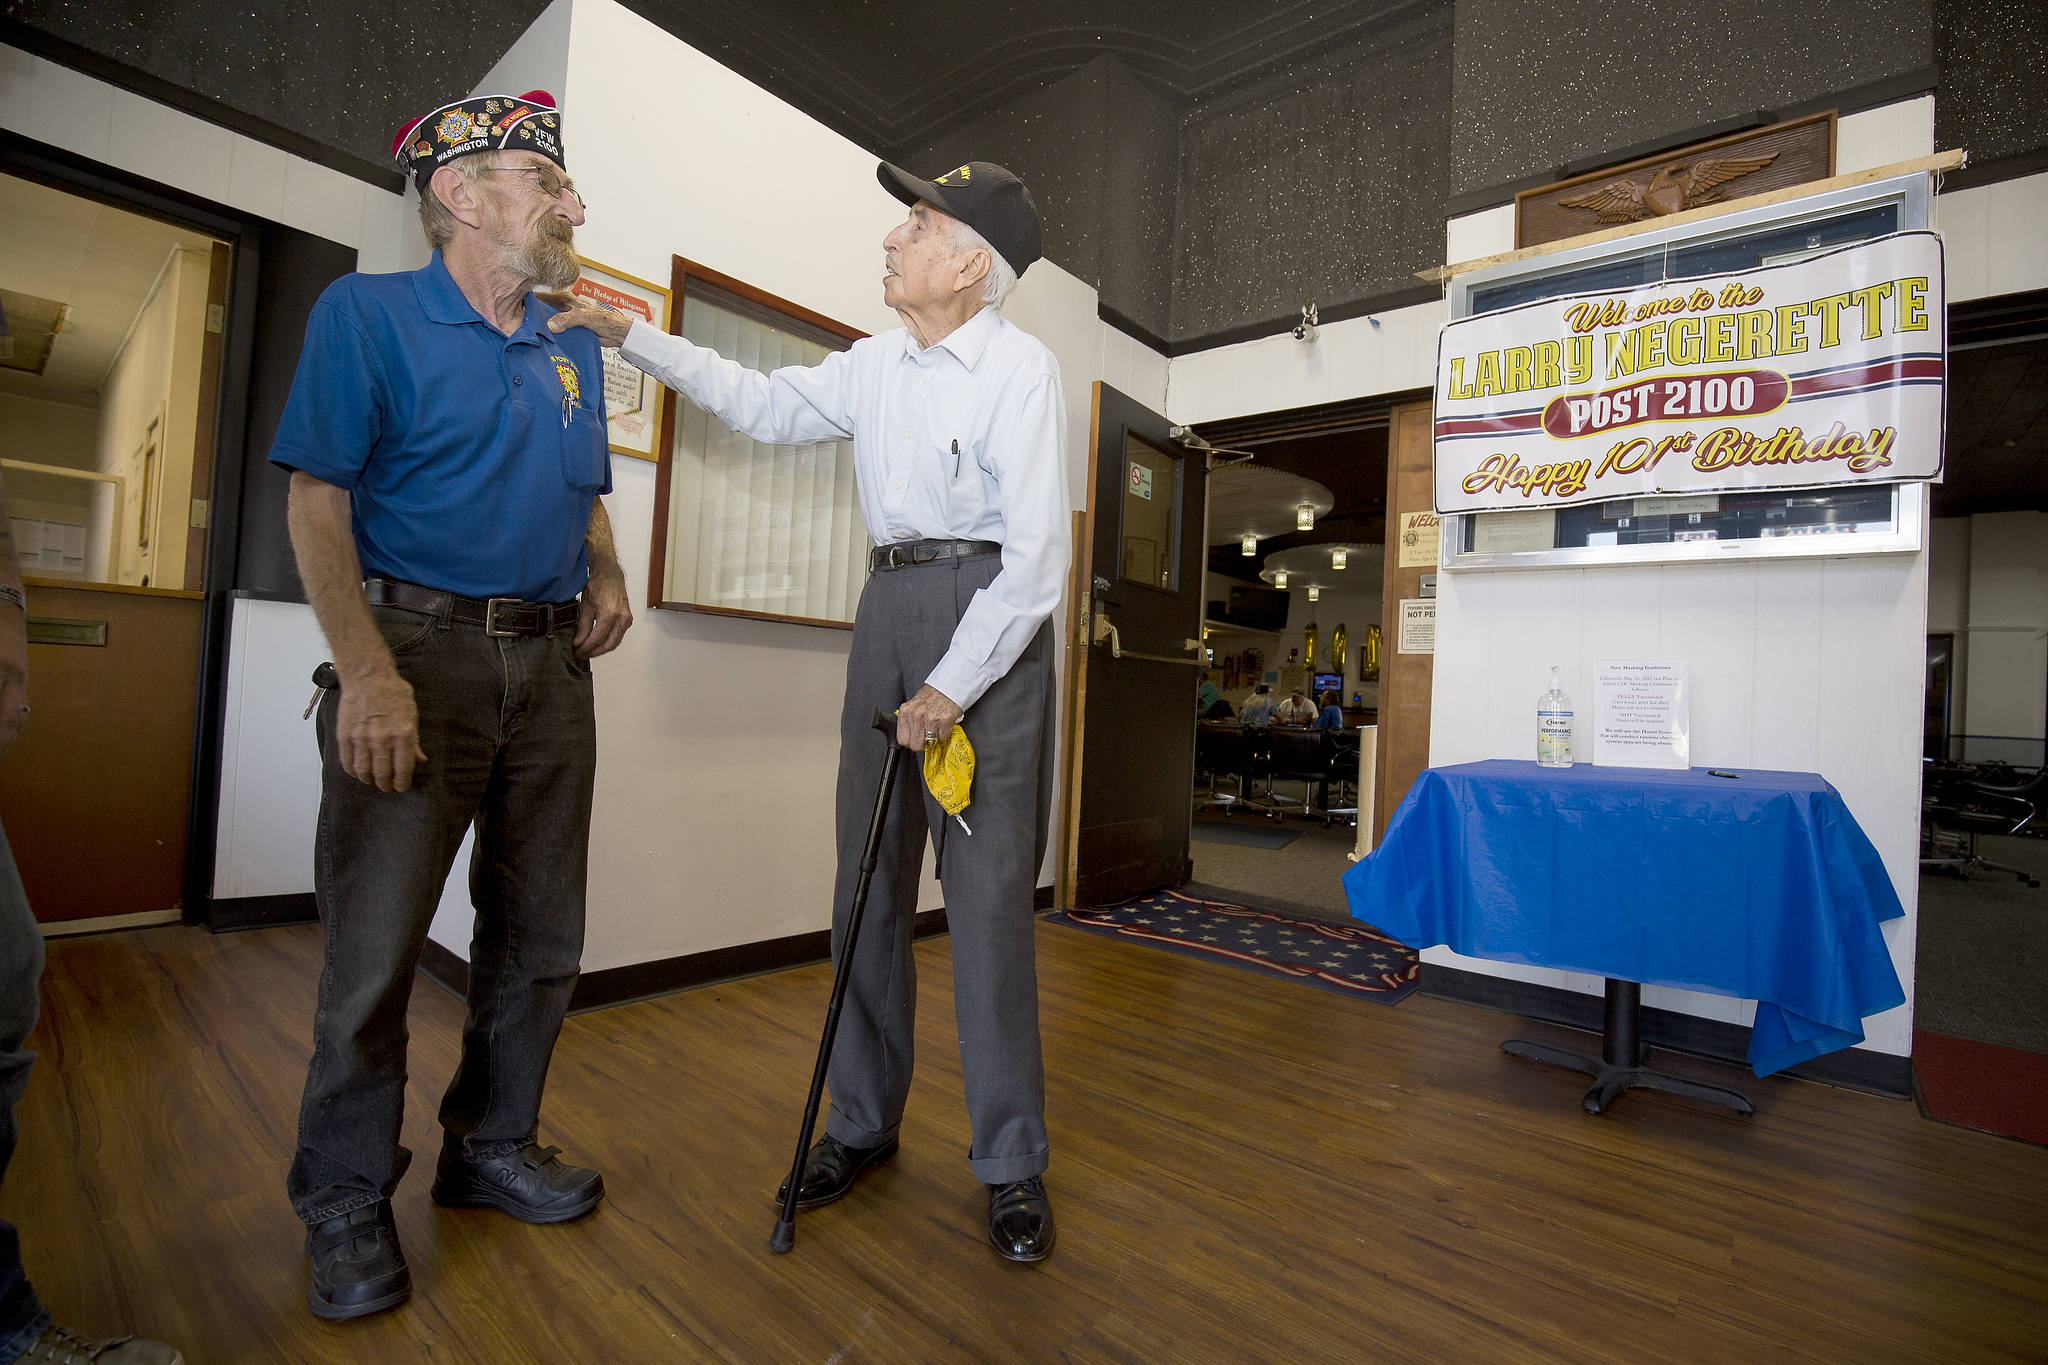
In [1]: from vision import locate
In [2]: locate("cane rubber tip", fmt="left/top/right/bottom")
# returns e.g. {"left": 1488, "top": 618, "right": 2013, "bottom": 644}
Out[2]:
{"left": 769, "top": 1221, "right": 795, "bottom": 1253}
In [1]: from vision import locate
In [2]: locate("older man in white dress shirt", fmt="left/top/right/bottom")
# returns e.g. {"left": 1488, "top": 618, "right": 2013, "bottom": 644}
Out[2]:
{"left": 549, "top": 160, "right": 1067, "bottom": 1262}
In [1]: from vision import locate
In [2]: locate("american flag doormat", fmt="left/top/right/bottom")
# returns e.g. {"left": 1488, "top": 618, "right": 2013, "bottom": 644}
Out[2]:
{"left": 1050, "top": 890, "right": 1419, "bottom": 1003}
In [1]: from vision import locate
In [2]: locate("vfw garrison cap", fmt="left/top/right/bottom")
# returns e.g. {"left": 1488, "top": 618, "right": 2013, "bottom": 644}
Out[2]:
{"left": 876, "top": 160, "right": 1042, "bottom": 276}
{"left": 392, "top": 91, "right": 564, "bottom": 188}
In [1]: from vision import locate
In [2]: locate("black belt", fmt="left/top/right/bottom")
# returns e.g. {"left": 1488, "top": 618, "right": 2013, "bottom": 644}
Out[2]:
{"left": 364, "top": 578, "right": 579, "bottom": 637}
{"left": 868, "top": 538, "right": 1002, "bottom": 571}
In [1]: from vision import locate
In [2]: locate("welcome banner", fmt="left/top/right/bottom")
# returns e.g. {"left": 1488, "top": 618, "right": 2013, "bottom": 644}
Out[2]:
{"left": 1433, "top": 231, "right": 1945, "bottom": 513}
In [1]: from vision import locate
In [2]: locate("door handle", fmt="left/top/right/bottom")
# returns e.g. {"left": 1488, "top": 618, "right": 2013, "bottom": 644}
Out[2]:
{"left": 1092, "top": 610, "right": 1204, "bottom": 666}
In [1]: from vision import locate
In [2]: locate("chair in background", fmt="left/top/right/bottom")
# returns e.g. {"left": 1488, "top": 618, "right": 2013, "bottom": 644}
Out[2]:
{"left": 1920, "top": 761, "right": 2046, "bottom": 888}
{"left": 1316, "top": 729, "right": 1361, "bottom": 827}
{"left": 1262, "top": 727, "right": 1329, "bottom": 820}
{"left": 1195, "top": 721, "right": 1247, "bottom": 813}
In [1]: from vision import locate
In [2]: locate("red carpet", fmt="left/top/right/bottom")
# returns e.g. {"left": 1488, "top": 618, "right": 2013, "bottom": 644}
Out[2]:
{"left": 1913, "top": 1029, "right": 2048, "bottom": 1146}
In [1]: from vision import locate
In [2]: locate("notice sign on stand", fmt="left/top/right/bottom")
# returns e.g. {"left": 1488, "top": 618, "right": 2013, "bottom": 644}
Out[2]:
{"left": 1593, "top": 660, "right": 1689, "bottom": 768}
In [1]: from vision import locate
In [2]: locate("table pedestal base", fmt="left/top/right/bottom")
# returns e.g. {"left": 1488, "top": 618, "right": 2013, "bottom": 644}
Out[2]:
{"left": 1501, "top": 979, "right": 1755, "bottom": 1116}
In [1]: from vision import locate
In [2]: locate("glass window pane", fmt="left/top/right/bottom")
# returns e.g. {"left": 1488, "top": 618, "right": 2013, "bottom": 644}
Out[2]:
{"left": 660, "top": 284, "right": 866, "bottom": 625}
{"left": 1119, "top": 434, "right": 1179, "bottom": 591}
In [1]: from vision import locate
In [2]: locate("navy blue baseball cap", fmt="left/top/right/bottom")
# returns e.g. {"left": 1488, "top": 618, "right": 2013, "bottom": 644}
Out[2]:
{"left": 877, "top": 160, "right": 1042, "bottom": 275}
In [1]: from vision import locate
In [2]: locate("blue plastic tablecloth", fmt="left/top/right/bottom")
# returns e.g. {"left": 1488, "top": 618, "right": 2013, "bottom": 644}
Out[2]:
{"left": 1344, "top": 760, "right": 1906, "bottom": 1076}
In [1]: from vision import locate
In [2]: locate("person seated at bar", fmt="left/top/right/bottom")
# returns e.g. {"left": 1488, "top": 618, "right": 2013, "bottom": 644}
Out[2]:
{"left": 1274, "top": 687, "right": 1317, "bottom": 726}
{"left": 1239, "top": 683, "right": 1278, "bottom": 727}
{"left": 1315, "top": 690, "right": 1345, "bottom": 730}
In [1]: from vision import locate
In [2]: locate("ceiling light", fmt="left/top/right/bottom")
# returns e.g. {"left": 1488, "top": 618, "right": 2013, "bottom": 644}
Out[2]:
{"left": 1241, "top": 534, "right": 1257, "bottom": 556}
{"left": 1331, "top": 549, "right": 1348, "bottom": 569}
{"left": 1274, "top": 569, "right": 1288, "bottom": 588}
{"left": 1307, "top": 586, "right": 1320, "bottom": 602}
{"left": 1296, "top": 505, "right": 1315, "bottom": 532}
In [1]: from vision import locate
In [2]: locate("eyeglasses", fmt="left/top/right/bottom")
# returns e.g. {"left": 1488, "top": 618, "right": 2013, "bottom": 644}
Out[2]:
{"left": 480, "top": 164, "right": 585, "bottom": 209}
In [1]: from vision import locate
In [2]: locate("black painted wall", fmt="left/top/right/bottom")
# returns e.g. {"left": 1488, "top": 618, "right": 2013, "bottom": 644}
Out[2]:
{"left": 235, "top": 225, "right": 357, "bottom": 599}
{"left": 1447, "top": 0, "right": 1934, "bottom": 198}
{"left": 1936, "top": 0, "right": 2048, "bottom": 176}
{"left": 905, "top": 56, "right": 1182, "bottom": 341}
{"left": 1171, "top": 9, "right": 1453, "bottom": 341}
{"left": 901, "top": 5, "right": 1455, "bottom": 349}
{"left": 4, "top": 0, "right": 548, "bottom": 180}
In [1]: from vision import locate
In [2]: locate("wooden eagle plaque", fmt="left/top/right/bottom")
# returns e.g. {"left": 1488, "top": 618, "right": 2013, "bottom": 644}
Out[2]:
{"left": 1515, "top": 111, "right": 1835, "bottom": 250}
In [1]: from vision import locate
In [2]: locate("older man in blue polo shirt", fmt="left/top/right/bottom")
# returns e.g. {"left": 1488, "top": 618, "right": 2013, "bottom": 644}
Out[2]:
{"left": 268, "top": 89, "right": 631, "bottom": 1320}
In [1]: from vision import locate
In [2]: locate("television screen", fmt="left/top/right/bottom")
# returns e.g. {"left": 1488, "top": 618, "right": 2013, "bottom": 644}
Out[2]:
{"left": 1313, "top": 673, "right": 1343, "bottom": 695}
{"left": 1220, "top": 583, "right": 1290, "bottom": 632}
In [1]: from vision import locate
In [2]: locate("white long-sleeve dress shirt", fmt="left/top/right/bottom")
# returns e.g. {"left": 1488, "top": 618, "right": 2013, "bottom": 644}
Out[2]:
{"left": 620, "top": 305, "right": 1070, "bottom": 713}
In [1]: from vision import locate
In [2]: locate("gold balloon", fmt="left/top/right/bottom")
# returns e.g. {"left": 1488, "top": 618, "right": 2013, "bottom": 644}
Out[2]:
{"left": 1330, "top": 624, "right": 1347, "bottom": 680}
{"left": 1363, "top": 624, "right": 1382, "bottom": 679}
{"left": 1303, "top": 622, "right": 1318, "bottom": 671}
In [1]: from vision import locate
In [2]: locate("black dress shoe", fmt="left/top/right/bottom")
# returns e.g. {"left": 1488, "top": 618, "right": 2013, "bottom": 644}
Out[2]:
{"left": 431, "top": 1140, "right": 605, "bottom": 1223}
{"left": 987, "top": 1176, "right": 1055, "bottom": 1263}
{"left": 305, "top": 1199, "right": 410, "bottom": 1321}
{"left": 774, "top": 1134, "right": 899, "bottom": 1208}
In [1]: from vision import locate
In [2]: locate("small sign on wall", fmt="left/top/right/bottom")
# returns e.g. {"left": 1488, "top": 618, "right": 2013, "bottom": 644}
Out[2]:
{"left": 1397, "top": 511, "right": 1440, "bottom": 568}
{"left": 1396, "top": 598, "right": 1435, "bottom": 654}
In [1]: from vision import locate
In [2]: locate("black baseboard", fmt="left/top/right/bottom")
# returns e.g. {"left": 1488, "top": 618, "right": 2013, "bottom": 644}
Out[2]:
{"left": 420, "top": 906, "right": 956, "bottom": 1014}
{"left": 207, "top": 892, "right": 318, "bottom": 933}
{"left": 1419, "top": 963, "right": 1913, "bottom": 1099}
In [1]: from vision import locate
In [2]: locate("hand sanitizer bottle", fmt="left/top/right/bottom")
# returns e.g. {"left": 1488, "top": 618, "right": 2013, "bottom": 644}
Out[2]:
{"left": 1537, "top": 666, "right": 1574, "bottom": 768}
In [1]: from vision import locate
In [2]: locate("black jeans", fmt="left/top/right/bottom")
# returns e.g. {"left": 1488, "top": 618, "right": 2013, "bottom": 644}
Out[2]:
{"left": 288, "top": 601, "right": 596, "bottom": 1226}
{"left": 0, "top": 822, "right": 50, "bottom": 1359}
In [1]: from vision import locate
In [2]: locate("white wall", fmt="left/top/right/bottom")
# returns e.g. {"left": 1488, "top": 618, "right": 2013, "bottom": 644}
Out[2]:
{"left": 1960, "top": 511, "right": 2048, "bottom": 756}
{"left": 1418, "top": 99, "right": 1945, "bottom": 1059}
{"left": 1927, "top": 517, "right": 1969, "bottom": 740}
{"left": 91, "top": 246, "right": 211, "bottom": 587}
{"left": 419, "top": 0, "right": 1121, "bottom": 970}
{"left": 0, "top": 393, "right": 98, "bottom": 536}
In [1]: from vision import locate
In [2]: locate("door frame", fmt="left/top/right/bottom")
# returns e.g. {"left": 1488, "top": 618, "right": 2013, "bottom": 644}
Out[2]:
{"left": 3, "top": 130, "right": 270, "bottom": 927}
{"left": 1054, "top": 385, "right": 1436, "bottom": 898}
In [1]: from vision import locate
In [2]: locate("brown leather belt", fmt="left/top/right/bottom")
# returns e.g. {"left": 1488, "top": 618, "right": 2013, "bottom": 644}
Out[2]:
{"left": 868, "top": 538, "right": 1002, "bottom": 571}
{"left": 364, "top": 578, "right": 579, "bottom": 637}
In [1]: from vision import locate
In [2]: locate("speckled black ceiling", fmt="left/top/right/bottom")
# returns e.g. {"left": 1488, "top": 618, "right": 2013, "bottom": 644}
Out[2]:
{"left": 617, "top": 0, "right": 1437, "bottom": 154}
{"left": 9, "top": 0, "right": 2045, "bottom": 348}
{"left": 1446, "top": 0, "right": 1935, "bottom": 198}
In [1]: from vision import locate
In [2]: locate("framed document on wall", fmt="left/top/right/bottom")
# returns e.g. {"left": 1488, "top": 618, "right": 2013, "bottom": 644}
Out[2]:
{"left": 569, "top": 258, "right": 671, "bottom": 461}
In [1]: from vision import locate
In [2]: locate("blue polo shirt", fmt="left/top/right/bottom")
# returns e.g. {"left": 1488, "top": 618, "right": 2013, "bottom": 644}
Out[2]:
{"left": 270, "top": 250, "right": 610, "bottom": 603}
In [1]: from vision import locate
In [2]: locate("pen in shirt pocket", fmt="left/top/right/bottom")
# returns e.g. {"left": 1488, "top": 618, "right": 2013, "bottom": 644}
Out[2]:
{"left": 952, "top": 439, "right": 961, "bottom": 478}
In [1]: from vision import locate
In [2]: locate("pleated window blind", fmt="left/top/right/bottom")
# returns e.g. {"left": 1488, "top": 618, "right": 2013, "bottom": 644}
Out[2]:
{"left": 659, "top": 282, "right": 866, "bottom": 625}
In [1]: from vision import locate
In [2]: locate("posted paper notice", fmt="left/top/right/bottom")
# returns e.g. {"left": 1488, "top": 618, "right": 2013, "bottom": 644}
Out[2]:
{"left": 1593, "top": 660, "right": 1689, "bottom": 768}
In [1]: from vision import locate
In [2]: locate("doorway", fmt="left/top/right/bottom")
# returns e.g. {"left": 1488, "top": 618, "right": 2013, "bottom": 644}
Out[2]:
{"left": 1058, "top": 384, "right": 1429, "bottom": 920}
{"left": 0, "top": 164, "right": 232, "bottom": 931}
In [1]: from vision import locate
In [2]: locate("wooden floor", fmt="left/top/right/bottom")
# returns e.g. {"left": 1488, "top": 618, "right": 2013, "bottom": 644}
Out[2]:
{"left": 10, "top": 920, "right": 2047, "bottom": 1364}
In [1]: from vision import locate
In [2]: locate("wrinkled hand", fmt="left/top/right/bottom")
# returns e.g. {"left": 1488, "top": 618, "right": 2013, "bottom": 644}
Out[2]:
{"left": 576, "top": 570, "right": 633, "bottom": 659}
{"left": 337, "top": 666, "right": 427, "bottom": 792}
{"left": 540, "top": 292, "right": 633, "bottom": 348}
{"left": 895, "top": 684, "right": 964, "bottom": 752}
{"left": 0, "top": 612, "right": 26, "bottom": 760}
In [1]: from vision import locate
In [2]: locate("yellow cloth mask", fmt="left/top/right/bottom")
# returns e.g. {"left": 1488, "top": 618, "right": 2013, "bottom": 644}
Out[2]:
{"left": 922, "top": 724, "right": 976, "bottom": 834}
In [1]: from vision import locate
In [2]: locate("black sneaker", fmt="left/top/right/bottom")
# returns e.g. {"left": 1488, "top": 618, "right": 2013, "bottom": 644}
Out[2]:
{"left": 430, "top": 1140, "right": 605, "bottom": 1223}
{"left": 305, "top": 1199, "right": 410, "bottom": 1320}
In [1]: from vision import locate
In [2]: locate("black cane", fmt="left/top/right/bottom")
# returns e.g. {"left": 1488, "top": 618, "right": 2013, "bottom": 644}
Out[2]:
{"left": 770, "top": 707, "right": 907, "bottom": 1253}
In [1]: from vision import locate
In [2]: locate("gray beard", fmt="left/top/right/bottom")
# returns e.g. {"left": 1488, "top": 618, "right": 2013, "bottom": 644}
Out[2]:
{"left": 513, "top": 226, "right": 579, "bottom": 290}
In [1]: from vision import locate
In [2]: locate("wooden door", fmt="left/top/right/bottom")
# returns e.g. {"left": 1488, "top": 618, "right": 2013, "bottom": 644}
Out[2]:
{"left": 1059, "top": 383, "right": 1209, "bottom": 907}
{"left": 1, "top": 581, "right": 203, "bottom": 924}
{"left": 1374, "top": 399, "right": 1436, "bottom": 840}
